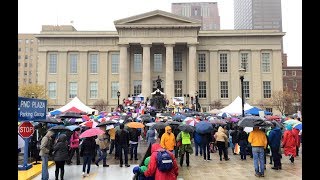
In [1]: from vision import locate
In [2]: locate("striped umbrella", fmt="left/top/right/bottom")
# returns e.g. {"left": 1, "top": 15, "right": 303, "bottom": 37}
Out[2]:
{"left": 183, "top": 117, "right": 200, "bottom": 126}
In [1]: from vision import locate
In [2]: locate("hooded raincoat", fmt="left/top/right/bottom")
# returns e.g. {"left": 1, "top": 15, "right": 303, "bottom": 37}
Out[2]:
{"left": 160, "top": 126, "right": 175, "bottom": 151}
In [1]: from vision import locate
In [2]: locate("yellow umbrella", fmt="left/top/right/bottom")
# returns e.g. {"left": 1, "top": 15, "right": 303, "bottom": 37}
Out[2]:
{"left": 126, "top": 122, "right": 145, "bottom": 129}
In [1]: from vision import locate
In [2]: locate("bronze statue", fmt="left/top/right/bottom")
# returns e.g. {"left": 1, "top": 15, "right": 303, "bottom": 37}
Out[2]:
{"left": 156, "top": 75, "right": 162, "bottom": 89}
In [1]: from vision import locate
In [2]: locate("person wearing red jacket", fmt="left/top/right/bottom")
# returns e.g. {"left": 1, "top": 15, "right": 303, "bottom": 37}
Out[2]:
{"left": 144, "top": 143, "right": 179, "bottom": 180}
{"left": 292, "top": 127, "right": 301, "bottom": 156}
{"left": 282, "top": 124, "right": 298, "bottom": 163}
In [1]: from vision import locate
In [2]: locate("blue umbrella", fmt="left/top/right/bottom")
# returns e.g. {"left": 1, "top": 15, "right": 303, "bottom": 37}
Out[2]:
{"left": 293, "top": 123, "right": 302, "bottom": 131}
{"left": 195, "top": 121, "right": 213, "bottom": 134}
{"left": 66, "top": 125, "right": 80, "bottom": 131}
{"left": 172, "top": 114, "right": 186, "bottom": 121}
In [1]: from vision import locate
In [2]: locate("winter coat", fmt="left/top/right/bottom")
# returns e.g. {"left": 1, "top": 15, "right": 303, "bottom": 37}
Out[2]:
{"left": 115, "top": 129, "right": 130, "bottom": 147}
{"left": 80, "top": 137, "right": 96, "bottom": 157}
{"left": 176, "top": 131, "right": 193, "bottom": 155}
{"left": 282, "top": 130, "right": 297, "bottom": 157}
{"left": 69, "top": 131, "right": 80, "bottom": 149}
{"left": 268, "top": 127, "right": 282, "bottom": 148}
{"left": 144, "top": 143, "right": 179, "bottom": 180}
{"left": 292, "top": 128, "right": 301, "bottom": 147}
{"left": 129, "top": 128, "right": 140, "bottom": 142}
{"left": 53, "top": 134, "right": 69, "bottom": 161}
{"left": 193, "top": 131, "right": 202, "bottom": 144}
{"left": 238, "top": 130, "right": 248, "bottom": 147}
{"left": 160, "top": 126, "right": 175, "bottom": 151}
{"left": 39, "top": 130, "right": 54, "bottom": 157}
{"left": 146, "top": 129, "right": 156, "bottom": 145}
{"left": 230, "top": 130, "right": 240, "bottom": 144}
{"left": 214, "top": 127, "right": 228, "bottom": 143}
{"left": 248, "top": 128, "right": 267, "bottom": 148}
{"left": 96, "top": 133, "right": 109, "bottom": 150}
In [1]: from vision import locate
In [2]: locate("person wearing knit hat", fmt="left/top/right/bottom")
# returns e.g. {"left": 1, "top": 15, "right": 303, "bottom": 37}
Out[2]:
{"left": 282, "top": 124, "right": 298, "bottom": 163}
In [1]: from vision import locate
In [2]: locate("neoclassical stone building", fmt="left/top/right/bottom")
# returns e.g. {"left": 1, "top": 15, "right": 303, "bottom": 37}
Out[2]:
{"left": 35, "top": 10, "right": 284, "bottom": 113}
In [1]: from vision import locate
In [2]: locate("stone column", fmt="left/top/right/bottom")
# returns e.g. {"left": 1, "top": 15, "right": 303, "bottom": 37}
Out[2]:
{"left": 165, "top": 44, "right": 174, "bottom": 104}
{"left": 142, "top": 44, "right": 151, "bottom": 99}
{"left": 119, "top": 44, "right": 129, "bottom": 101}
{"left": 188, "top": 44, "right": 197, "bottom": 97}
{"left": 79, "top": 51, "right": 88, "bottom": 103}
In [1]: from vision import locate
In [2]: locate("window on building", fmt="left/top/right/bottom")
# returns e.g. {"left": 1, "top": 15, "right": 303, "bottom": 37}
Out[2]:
{"left": 199, "top": 81, "right": 207, "bottom": 98}
{"left": 293, "top": 81, "right": 297, "bottom": 88}
{"left": 29, "top": 71, "right": 32, "bottom": 76}
{"left": 262, "top": 53, "right": 271, "bottom": 72}
{"left": 24, "top": 71, "right": 27, "bottom": 76}
{"left": 23, "top": 78, "right": 27, "bottom": 83}
{"left": 69, "top": 82, "right": 77, "bottom": 98}
{"left": 134, "top": 54, "right": 142, "bottom": 72}
{"left": 30, "top": 48, "right": 33, "bottom": 52}
{"left": 69, "top": 54, "right": 78, "bottom": 74}
{"left": 25, "top": 55, "right": 28, "bottom": 60}
{"left": 243, "top": 81, "right": 250, "bottom": 98}
{"left": 111, "top": 54, "right": 119, "bottom": 74}
{"left": 292, "top": 71, "right": 296, "bottom": 76}
{"left": 240, "top": 53, "right": 249, "bottom": 71}
{"left": 198, "top": 53, "right": 206, "bottom": 72}
{"left": 263, "top": 81, "right": 271, "bottom": 98}
{"left": 154, "top": 54, "right": 162, "bottom": 72}
{"left": 24, "top": 63, "right": 28, "bottom": 67}
{"left": 48, "top": 82, "right": 56, "bottom": 99}
{"left": 25, "top": 47, "right": 29, "bottom": 52}
{"left": 174, "top": 80, "right": 182, "bottom": 97}
{"left": 111, "top": 81, "right": 119, "bottom": 98}
{"left": 89, "top": 82, "right": 98, "bottom": 99}
{"left": 18, "top": 55, "right": 21, "bottom": 60}
{"left": 30, "top": 39, "right": 33, "bottom": 44}
{"left": 133, "top": 80, "right": 142, "bottom": 96}
{"left": 18, "top": 48, "right": 21, "bottom": 52}
{"left": 29, "top": 79, "right": 32, "bottom": 84}
{"left": 220, "top": 81, "right": 228, "bottom": 98}
{"left": 89, "top": 54, "right": 98, "bottom": 74}
{"left": 18, "top": 39, "right": 22, "bottom": 44}
{"left": 25, "top": 39, "right": 29, "bottom": 44}
{"left": 220, "top": 53, "right": 228, "bottom": 72}
{"left": 266, "top": 108, "right": 273, "bottom": 113}
{"left": 283, "top": 71, "right": 286, "bottom": 76}
{"left": 49, "top": 54, "right": 57, "bottom": 74}
{"left": 174, "top": 52, "right": 182, "bottom": 71}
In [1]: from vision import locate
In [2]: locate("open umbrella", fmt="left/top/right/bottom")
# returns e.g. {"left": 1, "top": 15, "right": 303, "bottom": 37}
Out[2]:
{"left": 145, "top": 122, "right": 156, "bottom": 127}
{"left": 293, "top": 123, "right": 302, "bottom": 131}
{"left": 48, "top": 125, "right": 71, "bottom": 132}
{"left": 238, "top": 116, "right": 266, "bottom": 127}
{"left": 183, "top": 117, "right": 199, "bottom": 126}
{"left": 66, "top": 125, "right": 80, "bottom": 131}
{"left": 172, "top": 114, "right": 186, "bottom": 121}
{"left": 34, "top": 116, "right": 64, "bottom": 124}
{"left": 79, "top": 128, "right": 105, "bottom": 138}
{"left": 178, "top": 124, "right": 194, "bottom": 133}
{"left": 195, "top": 121, "right": 213, "bottom": 134}
{"left": 166, "top": 121, "right": 181, "bottom": 126}
{"left": 126, "top": 122, "right": 145, "bottom": 129}
{"left": 151, "top": 122, "right": 168, "bottom": 130}
{"left": 208, "top": 117, "right": 227, "bottom": 125}
{"left": 283, "top": 119, "right": 301, "bottom": 126}
{"left": 96, "top": 120, "right": 117, "bottom": 127}
{"left": 58, "top": 112, "right": 83, "bottom": 119}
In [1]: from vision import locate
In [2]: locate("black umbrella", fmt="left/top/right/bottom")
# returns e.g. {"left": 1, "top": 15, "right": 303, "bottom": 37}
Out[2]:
{"left": 238, "top": 116, "right": 267, "bottom": 127}
{"left": 34, "top": 116, "right": 64, "bottom": 124}
{"left": 166, "top": 121, "right": 181, "bottom": 126}
{"left": 151, "top": 122, "right": 169, "bottom": 130}
{"left": 57, "top": 112, "right": 82, "bottom": 119}
{"left": 178, "top": 124, "right": 194, "bottom": 133}
{"left": 48, "top": 125, "right": 71, "bottom": 132}
{"left": 96, "top": 120, "right": 117, "bottom": 127}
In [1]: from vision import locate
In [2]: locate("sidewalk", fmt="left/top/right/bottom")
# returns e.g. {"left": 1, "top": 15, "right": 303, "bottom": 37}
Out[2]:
{"left": 18, "top": 161, "right": 55, "bottom": 180}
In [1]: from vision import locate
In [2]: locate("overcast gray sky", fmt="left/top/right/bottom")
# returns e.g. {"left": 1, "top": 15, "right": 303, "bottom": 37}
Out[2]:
{"left": 18, "top": 0, "right": 301, "bottom": 66}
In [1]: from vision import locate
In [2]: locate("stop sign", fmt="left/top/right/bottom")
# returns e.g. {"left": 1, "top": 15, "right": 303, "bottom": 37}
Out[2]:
{"left": 18, "top": 122, "right": 34, "bottom": 138}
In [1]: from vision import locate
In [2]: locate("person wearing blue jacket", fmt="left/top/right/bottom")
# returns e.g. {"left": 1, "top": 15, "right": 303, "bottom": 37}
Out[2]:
{"left": 193, "top": 131, "right": 202, "bottom": 156}
{"left": 268, "top": 122, "right": 283, "bottom": 170}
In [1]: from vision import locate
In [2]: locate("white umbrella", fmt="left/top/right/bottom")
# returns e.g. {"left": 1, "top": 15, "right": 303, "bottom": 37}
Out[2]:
{"left": 244, "top": 127, "right": 253, "bottom": 133}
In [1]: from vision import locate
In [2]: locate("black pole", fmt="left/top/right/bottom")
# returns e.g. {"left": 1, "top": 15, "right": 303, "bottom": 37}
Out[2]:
{"left": 240, "top": 76, "right": 245, "bottom": 117}
{"left": 117, "top": 96, "right": 120, "bottom": 106}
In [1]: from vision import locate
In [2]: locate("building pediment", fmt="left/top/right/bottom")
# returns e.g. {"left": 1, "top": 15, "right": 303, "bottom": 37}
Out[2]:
{"left": 114, "top": 9, "right": 201, "bottom": 29}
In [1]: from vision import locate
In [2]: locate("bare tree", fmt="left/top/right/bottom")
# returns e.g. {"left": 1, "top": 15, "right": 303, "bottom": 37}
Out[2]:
{"left": 93, "top": 99, "right": 108, "bottom": 112}
{"left": 271, "top": 90, "right": 294, "bottom": 115}
{"left": 209, "top": 100, "right": 224, "bottom": 110}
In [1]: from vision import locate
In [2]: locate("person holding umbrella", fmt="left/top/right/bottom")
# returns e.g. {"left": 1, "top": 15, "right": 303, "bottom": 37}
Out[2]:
{"left": 52, "top": 134, "right": 69, "bottom": 180}
{"left": 248, "top": 126, "right": 268, "bottom": 177}
{"left": 176, "top": 130, "right": 193, "bottom": 167}
{"left": 115, "top": 124, "right": 130, "bottom": 167}
{"left": 67, "top": 129, "right": 80, "bottom": 165}
{"left": 80, "top": 136, "right": 96, "bottom": 177}
{"left": 95, "top": 126, "right": 110, "bottom": 167}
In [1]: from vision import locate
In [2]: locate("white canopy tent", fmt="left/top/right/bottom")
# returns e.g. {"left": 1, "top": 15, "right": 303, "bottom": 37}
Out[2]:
{"left": 219, "top": 96, "right": 253, "bottom": 115}
{"left": 51, "top": 97, "right": 98, "bottom": 115}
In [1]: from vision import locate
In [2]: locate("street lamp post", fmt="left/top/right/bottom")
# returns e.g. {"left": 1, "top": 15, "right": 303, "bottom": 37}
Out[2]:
{"left": 117, "top": 91, "right": 120, "bottom": 106}
{"left": 239, "top": 68, "right": 246, "bottom": 117}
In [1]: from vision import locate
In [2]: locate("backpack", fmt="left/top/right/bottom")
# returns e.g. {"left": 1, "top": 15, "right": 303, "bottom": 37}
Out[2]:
{"left": 156, "top": 149, "right": 173, "bottom": 172}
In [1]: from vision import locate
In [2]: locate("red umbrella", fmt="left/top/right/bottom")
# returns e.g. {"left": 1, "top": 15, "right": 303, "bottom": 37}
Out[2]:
{"left": 79, "top": 128, "right": 105, "bottom": 138}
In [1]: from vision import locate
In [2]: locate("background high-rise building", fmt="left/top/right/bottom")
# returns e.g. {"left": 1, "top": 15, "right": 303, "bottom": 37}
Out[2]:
{"left": 234, "top": 0, "right": 282, "bottom": 30}
{"left": 172, "top": 2, "right": 220, "bottom": 30}
{"left": 18, "top": 34, "right": 39, "bottom": 89}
